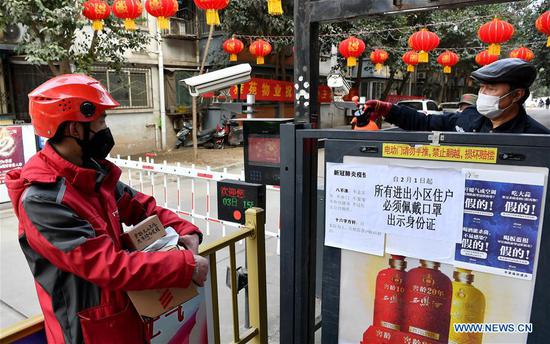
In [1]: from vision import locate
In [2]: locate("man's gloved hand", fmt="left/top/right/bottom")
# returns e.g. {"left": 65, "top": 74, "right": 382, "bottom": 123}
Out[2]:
{"left": 364, "top": 100, "right": 393, "bottom": 121}
{"left": 192, "top": 255, "right": 209, "bottom": 287}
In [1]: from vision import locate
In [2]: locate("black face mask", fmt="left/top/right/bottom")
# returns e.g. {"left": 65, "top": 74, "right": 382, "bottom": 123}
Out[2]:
{"left": 83, "top": 127, "right": 115, "bottom": 160}
{"left": 67, "top": 123, "right": 115, "bottom": 161}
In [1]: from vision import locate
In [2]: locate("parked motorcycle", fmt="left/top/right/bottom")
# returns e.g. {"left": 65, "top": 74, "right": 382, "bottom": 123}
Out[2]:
{"left": 210, "top": 114, "right": 243, "bottom": 149}
{"left": 175, "top": 121, "right": 216, "bottom": 149}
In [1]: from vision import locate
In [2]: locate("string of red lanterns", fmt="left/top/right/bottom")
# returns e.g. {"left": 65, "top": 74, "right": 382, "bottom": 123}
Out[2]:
{"left": 249, "top": 39, "right": 272, "bottom": 65}
{"left": 402, "top": 51, "right": 419, "bottom": 73}
{"left": 370, "top": 49, "right": 389, "bottom": 73}
{"left": 223, "top": 36, "right": 245, "bottom": 62}
{"left": 477, "top": 17, "right": 515, "bottom": 56}
{"left": 535, "top": 11, "right": 550, "bottom": 47}
{"left": 475, "top": 50, "right": 499, "bottom": 66}
{"left": 193, "top": 0, "right": 230, "bottom": 26}
{"left": 112, "top": 0, "right": 143, "bottom": 31}
{"left": 509, "top": 46, "right": 535, "bottom": 62}
{"left": 82, "top": 0, "right": 111, "bottom": 31}
{"left": 437, "top": 50, "right": 459, "bottom": 74}
{"left": 338, "top": 36, "right": 366, "bottom": 67}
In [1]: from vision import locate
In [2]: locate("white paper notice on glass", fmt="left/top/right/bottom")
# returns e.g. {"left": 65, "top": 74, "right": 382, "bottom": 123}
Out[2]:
{"left": 324, "top": 163, "right": 386, "bottom": 256}
{"left": 365, "top": 166, "right": 465, "bottom": 242}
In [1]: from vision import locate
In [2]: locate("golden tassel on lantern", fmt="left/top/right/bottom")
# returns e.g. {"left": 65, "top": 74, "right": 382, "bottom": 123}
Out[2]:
{"left": 418, "top": 51, "right": 428, "bottom": 63}
{"left": 156, "top": 16, "right": 170, "bottom": 30}
{"left": 407, "top": 65, "right": 415, "bottom": 72}
{"left": 123, "top": 18, "right": 137, "bottom": 30}
{"left": 92, "top": 20, "right": 104, "bottom": 31}
{"left": 206, "top": 9, "right": 220, "bottom": 25}
{"left": 375, "top": 63, "right": 383, "bottom": 73}
{"left": 267, "top": 0, "right": 283, "bottom": 15}
{"left": 488, "top": 43, "right": 501, "bottom": 56}
{"left": 547, "top": 36, "right": 550, "bottom": 47}
{"left": 347, "top": 57, "right": 357, "bottom": 67}
{"left": 257, "top": 56, "right": 265, "bottom": 65}
{"left": 230, "top": 54, "right": 237, "bottom": 62}
{"left": 443, "top": 66, "right": 451, "bottom": 74}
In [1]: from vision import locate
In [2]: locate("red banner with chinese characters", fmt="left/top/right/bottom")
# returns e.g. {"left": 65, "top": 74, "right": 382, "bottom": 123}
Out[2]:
{"left": 203, "top": 77, "right": 333, "bottom": 103}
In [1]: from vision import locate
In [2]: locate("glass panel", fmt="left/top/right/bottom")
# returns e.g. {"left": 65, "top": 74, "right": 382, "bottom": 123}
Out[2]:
{"left": 427, "top": 101, "right": 439, "bottom": 111}
{"left": 129, "top": 72, "right": 148, "bottom": 107}
{"left": 108, "top": 71, "right": 130, "bottom": 107}
{"left": 401, "top": 102, "right": 423, "bottom": 110}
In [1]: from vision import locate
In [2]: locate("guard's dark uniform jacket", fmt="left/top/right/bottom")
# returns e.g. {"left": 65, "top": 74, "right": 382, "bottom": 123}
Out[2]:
{"left": 385, "top": 104, "right": 550, "bottom": 134}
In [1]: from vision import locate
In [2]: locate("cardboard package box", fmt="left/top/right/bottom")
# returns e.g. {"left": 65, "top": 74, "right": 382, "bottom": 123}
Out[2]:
{"left": 121, "top": 215, "right": 166, "bottom": 251}
{"left": 122, "top": 216, "right": 198, "bottom": 318}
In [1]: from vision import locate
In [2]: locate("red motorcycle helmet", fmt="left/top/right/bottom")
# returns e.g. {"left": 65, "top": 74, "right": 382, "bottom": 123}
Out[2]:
{"left": 28, "top": 74, "right": 119, "bottom": 138}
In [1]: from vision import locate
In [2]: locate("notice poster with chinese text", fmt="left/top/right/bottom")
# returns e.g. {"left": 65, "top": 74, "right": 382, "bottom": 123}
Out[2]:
{"left": 455, "top": 169, "right": 546, "bottom": 280}
{"left": 324, "top": 163, "right": 386, "bottom": 256}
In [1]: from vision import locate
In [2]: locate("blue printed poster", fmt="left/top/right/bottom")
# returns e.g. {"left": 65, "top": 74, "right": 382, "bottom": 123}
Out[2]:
{"left": 455, "top": 170, "right": 546, "bottom": 280}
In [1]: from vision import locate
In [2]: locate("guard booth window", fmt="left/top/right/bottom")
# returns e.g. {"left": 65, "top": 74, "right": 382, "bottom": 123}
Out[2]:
{"left": 91, "top": 69, "right": 151, "bottom": 109}
{"left": 10, "top": 64, "right": 51, "bottom": 122}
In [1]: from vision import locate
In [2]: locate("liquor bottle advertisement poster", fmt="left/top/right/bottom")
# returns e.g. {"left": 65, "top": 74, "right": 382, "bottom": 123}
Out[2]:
{"left": 338, "top": 251, "right": 536, "bottom": 344}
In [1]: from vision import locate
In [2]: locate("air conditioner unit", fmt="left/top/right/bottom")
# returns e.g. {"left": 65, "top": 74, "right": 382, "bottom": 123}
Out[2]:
{"left": 0, "top": 24, "right": 25, "bottom": 44}
{"left": 417, "top": 72, "right": 427, "bottom": 80}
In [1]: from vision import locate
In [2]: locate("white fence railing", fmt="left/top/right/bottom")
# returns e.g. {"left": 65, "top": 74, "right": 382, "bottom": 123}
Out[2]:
{"left": 109, "top": 155, "right": 281, "bottom": 253}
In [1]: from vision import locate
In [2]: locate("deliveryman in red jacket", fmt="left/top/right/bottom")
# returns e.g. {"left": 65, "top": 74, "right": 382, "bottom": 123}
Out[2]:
{"left": 5, "top": 74, "right": 209, "bottom": 343}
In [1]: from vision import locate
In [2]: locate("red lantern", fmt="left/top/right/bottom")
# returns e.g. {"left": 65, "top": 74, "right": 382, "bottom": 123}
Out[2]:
{"left": 478, "top": 18, "right": 514, "bottom": 56}
{"left": 408, "top": 29, "right": 440, "bottom": 63}
{"left": 370, "top": 49, "right": 389, "bottom": 73}
{"left": 475, "top": 50, "right": 499, "bottom": 66}
{"left": 437, "top": 51, "right": 459, "bottom": 74}
{"left": 194, "top": 0, "right": 230, "bottom": 26}
{"left": 402, "top": 50, "right": 419, "bottom": 73}
{"left": 82, "top": 0, "right": 111, "bottom": 31}
{"left": 509, "top": 46, "right": 535, "bottom": 62}
{"left": 145, "top": 0, "right": 178, "bottom": 30}
{"left": 223, "top": 36, "right": 244, "bottom": 62}
{"left": 338, "top": 36, "right": 366, "bottom": 68}
{"left": 249, "top": 39, "right": 272, "bottom": 65}
{"left": 267, "top": 0, "right": 283, "bottom": 16}
{"left": 535, "top": 11, "right": 550, "bottom": 47}
{"left": 112, "top": 0, "right": 143, "bottom": 31}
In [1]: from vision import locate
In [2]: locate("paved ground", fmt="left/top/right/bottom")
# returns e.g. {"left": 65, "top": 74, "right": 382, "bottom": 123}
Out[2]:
{"left": 526, "top": 107, "right": 550, "bottom": 128}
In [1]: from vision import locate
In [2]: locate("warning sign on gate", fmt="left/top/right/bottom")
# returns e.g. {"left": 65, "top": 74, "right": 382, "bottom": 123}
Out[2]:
{"left": 382, "top": 143, "right": 498, "bottom": 164}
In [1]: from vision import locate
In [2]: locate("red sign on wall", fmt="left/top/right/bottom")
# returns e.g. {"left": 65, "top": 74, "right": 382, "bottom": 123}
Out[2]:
{"left": 204, "top": 77, "right": 333, "bottom": 103}
{"left": 0, "top": 126, "right": 25, "bottom": 185}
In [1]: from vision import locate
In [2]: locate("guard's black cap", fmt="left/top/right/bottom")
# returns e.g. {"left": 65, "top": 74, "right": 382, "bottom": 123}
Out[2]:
{"left": 470, "top": 58, "right": 537, "bottom": 89}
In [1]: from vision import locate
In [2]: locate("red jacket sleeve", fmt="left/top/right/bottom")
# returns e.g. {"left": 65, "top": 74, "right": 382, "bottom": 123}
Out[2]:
{"left": 20, "top": 194, "right": 195, "bottom": 291}
{"left": 115, "top": 182, "right": 202, "bottom": 242}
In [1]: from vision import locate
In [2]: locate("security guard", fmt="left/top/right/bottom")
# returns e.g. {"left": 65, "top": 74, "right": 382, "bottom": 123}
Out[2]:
{"left": 364, "top": 58, "right": 550, "bottom": 134}
{"left": 457, "top": 93, "right": 478, "bottom": 112}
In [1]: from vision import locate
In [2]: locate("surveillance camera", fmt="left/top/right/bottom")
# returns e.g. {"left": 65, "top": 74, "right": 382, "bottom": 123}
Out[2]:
{"left": 327, "top": 72, "right": 352, "bottom": 102}
{"left": 181, "top": 63, "right": 252, "bottom": 97}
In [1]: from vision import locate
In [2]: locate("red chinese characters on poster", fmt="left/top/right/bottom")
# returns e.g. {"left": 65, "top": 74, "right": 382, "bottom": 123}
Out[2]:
{"left": 0, "top": 126, "right": 25, "bottom": 184}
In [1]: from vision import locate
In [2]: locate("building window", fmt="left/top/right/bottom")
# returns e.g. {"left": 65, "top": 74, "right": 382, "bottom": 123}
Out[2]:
{"left": 91, "top": 68, "right": 152, "bottom": 109}
{"left": 371, "top": 81, "right": 386, "bottom": 100}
